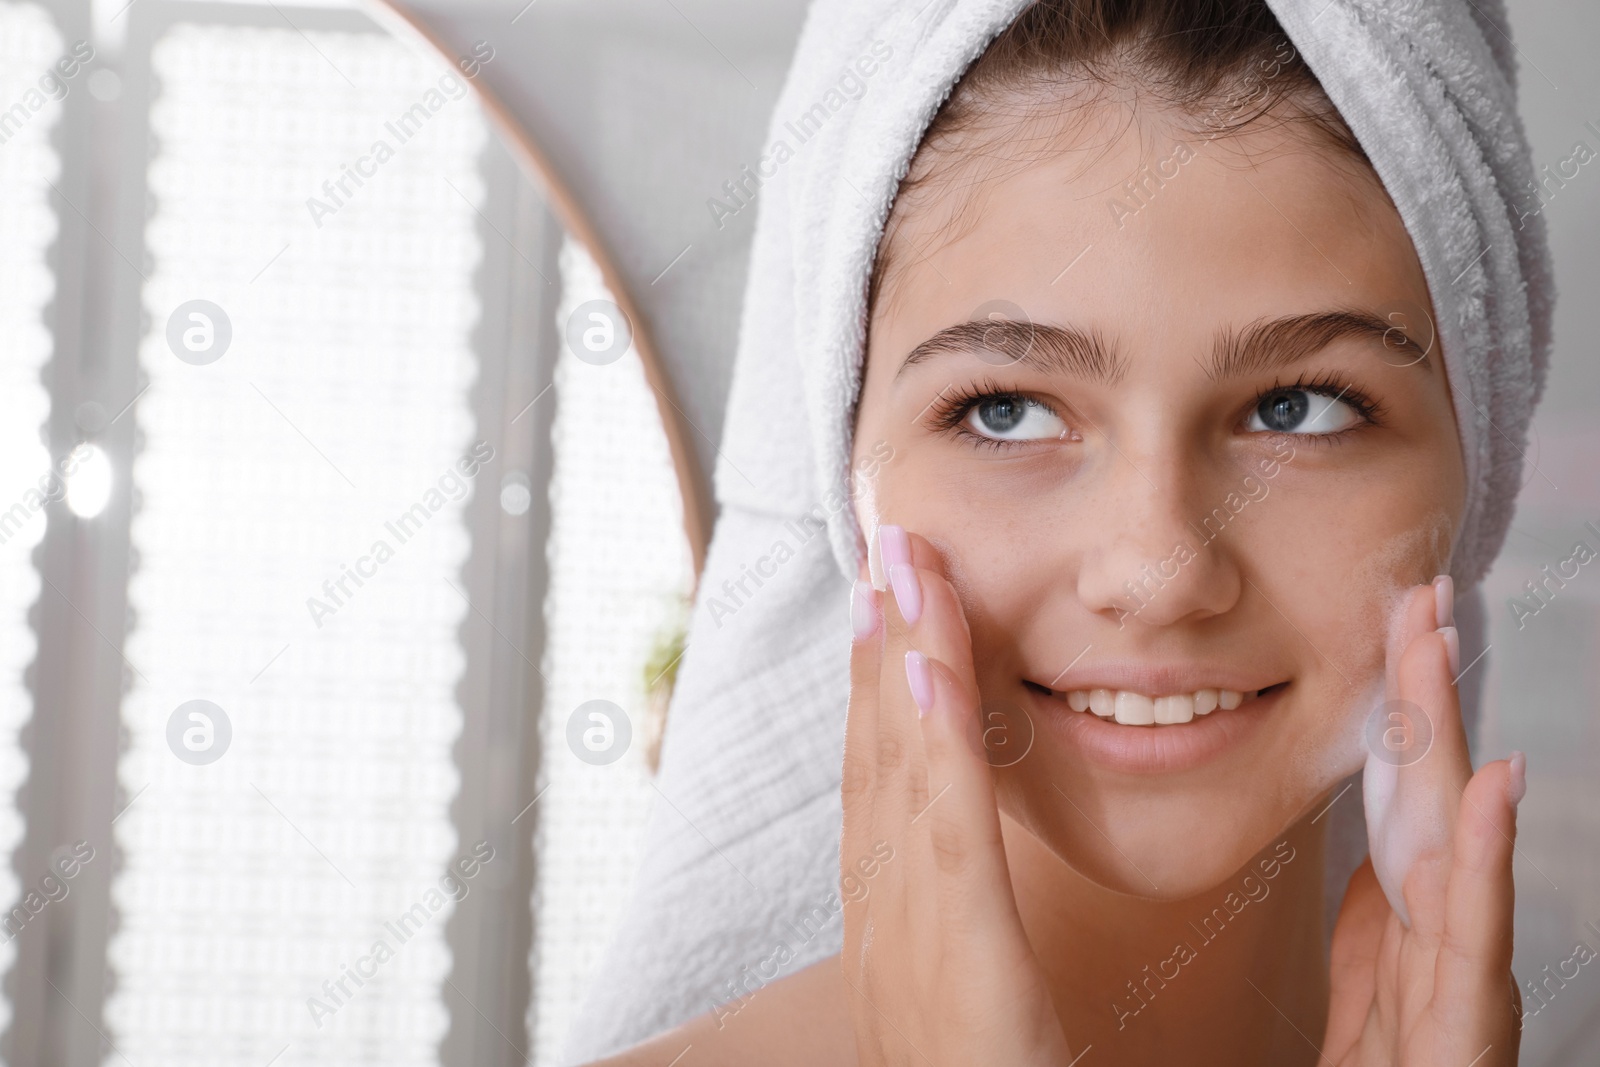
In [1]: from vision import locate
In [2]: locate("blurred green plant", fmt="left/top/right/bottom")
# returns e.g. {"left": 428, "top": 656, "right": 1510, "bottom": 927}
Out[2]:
{"left": 640, "top": 595, "right": 691, "bottom": 773}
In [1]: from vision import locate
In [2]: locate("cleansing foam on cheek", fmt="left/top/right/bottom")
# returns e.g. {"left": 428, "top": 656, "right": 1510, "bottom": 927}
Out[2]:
{"left": 854, "top": 466, "right": 887, "bottom": 591}
{"left": 1360, "top": 581, "right": 1458, "bottom": 928}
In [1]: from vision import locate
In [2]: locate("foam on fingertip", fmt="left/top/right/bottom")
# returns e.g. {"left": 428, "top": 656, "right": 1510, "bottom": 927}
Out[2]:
{"left": 1362, "top": 580, "right": 1456, "bottom": 928}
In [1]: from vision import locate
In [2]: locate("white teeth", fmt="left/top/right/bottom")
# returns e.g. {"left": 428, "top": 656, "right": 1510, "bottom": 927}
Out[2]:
{"left": 1154, "top": 694, "right": 1194, "bottom": 724}
{"left": 1057, "top": 685, "right": 1262, "bottom": 724}
{"left": 1114, "top": 691, "right": 1156, "bottom": 725}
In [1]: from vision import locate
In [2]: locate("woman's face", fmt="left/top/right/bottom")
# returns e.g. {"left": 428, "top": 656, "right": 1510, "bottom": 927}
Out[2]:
{"left": 851, "top": 102, "right": 1466, "bottom": 898}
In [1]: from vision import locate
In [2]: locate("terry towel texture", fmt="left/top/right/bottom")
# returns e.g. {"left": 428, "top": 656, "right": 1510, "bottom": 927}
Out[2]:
{"left": 562, "top": 0, "right": 1553, "bottom": 1060}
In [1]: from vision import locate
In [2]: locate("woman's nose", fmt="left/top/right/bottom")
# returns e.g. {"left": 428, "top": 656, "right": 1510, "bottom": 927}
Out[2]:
{"left": 1074, "top": 456, "right": 1243, "bottom": 628}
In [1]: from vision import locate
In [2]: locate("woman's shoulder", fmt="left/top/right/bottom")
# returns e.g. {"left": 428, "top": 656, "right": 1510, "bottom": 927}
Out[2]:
{"left": 583, "top": 954, "right": 856, "bottom": 1067}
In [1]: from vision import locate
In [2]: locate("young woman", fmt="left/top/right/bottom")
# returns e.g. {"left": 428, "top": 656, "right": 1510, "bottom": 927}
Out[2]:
{"left": 580, "top": 0, "right": 1548, "bottom": 1062}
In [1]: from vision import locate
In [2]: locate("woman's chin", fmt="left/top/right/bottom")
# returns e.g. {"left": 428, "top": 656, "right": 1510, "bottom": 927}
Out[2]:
{"left": 1002, "top": 786, "right": 1322, "bottom": 902}
{"left": 1063, "top": 841, "right": 1274, "bottom": 902}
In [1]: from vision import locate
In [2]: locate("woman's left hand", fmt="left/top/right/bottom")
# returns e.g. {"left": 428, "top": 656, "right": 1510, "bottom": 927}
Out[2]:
{"left": 1325, "top": 579, "right": 1526, "bottom": 1065}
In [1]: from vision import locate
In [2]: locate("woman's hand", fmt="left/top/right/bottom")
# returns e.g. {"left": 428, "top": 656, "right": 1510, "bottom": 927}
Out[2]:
{"left": 840, "top": 524, "right": 1077, "bottom": 1066}
{"left": 1326, "top": 578, "right": 1526, "bottom": 1065}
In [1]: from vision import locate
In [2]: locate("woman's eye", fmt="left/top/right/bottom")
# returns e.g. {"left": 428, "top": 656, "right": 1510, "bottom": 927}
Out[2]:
{"left": 1247, "top": 389, "right": 1360, "bottom": 434}
{"left": 963, "top": 395, "right": 1068, "bottom": 441}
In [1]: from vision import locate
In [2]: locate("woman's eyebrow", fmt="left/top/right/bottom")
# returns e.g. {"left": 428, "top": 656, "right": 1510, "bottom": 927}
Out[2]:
{"left": 1207, "top": 310, "right": 1433, "bottom": 379}
{"left": 897, "top": 319, "right": 1127, "bottom": 382}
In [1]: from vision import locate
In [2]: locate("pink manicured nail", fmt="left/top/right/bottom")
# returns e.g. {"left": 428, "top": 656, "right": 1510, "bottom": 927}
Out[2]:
{"left": 1507, "top": 750, "right": 1527, "bottom": 807}
{"left": 1437, "top": 625, "right": 1460, "bottom": 677}
{"left": 878, "top": 524, "right": 911, "bottom": 570}
{"left": 905, "top": 650, "right": 935, "bottom": 715}
{"left": 888, "top": 562, "right": 922, "bottom": 625}
{"left": 1433, "top": 574, "right": 1454, "bottom": 629}
{"left": 851, "top": 580, "right": 878, "bottom": 641}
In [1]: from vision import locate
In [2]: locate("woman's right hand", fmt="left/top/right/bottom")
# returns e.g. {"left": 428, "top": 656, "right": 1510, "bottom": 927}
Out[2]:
{"left": 1325, "top": 580, "right": 1524, "bottom": 1065}
{"left": 840, "top": 524, "right": 1077, "bottom": 1066}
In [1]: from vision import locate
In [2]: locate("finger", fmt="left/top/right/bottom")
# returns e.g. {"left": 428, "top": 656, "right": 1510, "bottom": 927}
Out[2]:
{"left": 1432, "top": 755, "right": 1522, "bottom": 1050}
{"left": 1325, "top": 858, "right": 1386, "bottom": 1054}
{"left": 900, "top": 563, "right": 984, "bottom": 830}
{"left": 1366, "top": 580, "right": 1471, "bottom": 932}
{"left": 1394, "top": 625, "right": 1473, "bottom": 938}
{"left": 842, "top": 571, "right": 884, "bottom": 940}
{"left": 876, "top": 524, "right": 934, "bottom": 825}
{"left": 896, "top": 538, "right": 978, "bottom": 703}
{"left": 1386, "top": 582, "right": 1441, "bottom": 700}
{"left": 912, "top": 650, "right": 1025, "bottom": 948}
{"left": 844, "top": 573, "right": 882, "bottom": 800}
{"left": 880, "top": 530, "right": 986, "bottom": 913}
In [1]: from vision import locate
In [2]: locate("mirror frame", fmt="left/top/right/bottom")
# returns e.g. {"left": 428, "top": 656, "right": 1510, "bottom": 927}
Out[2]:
{"left": 367, "top": 0, "right": 713, "bottom": 582}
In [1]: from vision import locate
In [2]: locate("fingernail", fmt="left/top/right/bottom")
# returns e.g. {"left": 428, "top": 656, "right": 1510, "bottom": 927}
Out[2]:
{"left": 1507, "top": 750, "right": 1527, "bottom": 807}
{"left": 1437, "top": 625, "right": 1460, "bottom": 677}
{"left": 905, "top": 650, "right": 935, "bottom": 716}
{"left": 1433, "top": 574, "right": 1454, "bottom": 628}
{"left": 888, "top": 562, "right": 922, "bottom": 625}
{"left": 867, "top": 524, "right": 886, "bottom": 591}
{"left": 879, "top": 524, "right": 910, "bottom": 569}
{"left": 851, "top": 580, "right": 878, "bottom": 641}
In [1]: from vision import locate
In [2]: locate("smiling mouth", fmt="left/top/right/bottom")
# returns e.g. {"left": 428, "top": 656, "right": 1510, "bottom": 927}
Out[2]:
{"left": 1023, "top": 681, "right": 1290, "bottom": 725}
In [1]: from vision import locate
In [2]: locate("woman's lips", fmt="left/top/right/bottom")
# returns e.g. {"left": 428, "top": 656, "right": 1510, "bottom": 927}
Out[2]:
{"left": 1025, "top": 683, "right": 1284, "bottom": 774}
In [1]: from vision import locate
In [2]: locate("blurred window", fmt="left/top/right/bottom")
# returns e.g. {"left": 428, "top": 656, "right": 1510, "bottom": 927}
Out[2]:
{"left": 0, "top": 2, "right": 689, "bottom": 1064}
{"left": 0, "top": 0, "right": 66, "bottom": 1039}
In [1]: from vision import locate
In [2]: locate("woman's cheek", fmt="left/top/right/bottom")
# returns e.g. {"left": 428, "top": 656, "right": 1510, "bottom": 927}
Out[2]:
{"left": 1266, "top": 499, "right": 1457, "bottom": 786}
{"left": 1359, "top": 514, "right": 1459, "bottom": 705}
{"left": 1250, "top": 459, "right": 1451, "bottom": 632}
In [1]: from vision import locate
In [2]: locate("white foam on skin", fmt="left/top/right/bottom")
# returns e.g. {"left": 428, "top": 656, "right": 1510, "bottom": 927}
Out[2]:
{"left": 1363, "top": 752, "right": 1456, "bottom": 928}
{"left": 1304, "top": 517, "right": 1457, "bottom": 928}
{"left": 1291, "top": 546, "right": 1417, "bottom": 812}
{"left": 1305, "top": 674, "right": 1378, "bottom": 786}
{"left": 854, "top": 465, "right": 886, "bottom": 590}
{"left": 1360, "top": 549, "right": 1456, "bottom": 929}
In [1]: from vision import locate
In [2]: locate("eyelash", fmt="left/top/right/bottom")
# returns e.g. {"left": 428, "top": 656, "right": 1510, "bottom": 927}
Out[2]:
{"left": 922, "top": 373, "right": 1385, "bottom": 449}
{"left": 923, "top": 376, "right": 1054, "bottom": 451}
{"left": 1256, "top": 372, "right": 1385, "bottom": 439}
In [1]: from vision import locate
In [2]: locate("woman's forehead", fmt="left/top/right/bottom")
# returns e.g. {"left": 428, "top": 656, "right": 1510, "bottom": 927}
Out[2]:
{"left": 870, "top": 106, "right": 1427, "bottom": 369}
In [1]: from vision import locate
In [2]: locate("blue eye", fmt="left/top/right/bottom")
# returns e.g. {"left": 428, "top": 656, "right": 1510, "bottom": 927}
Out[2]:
{"left": 1247, "top": 389, "right": 1359, "bottom": 434}
{"left": 964, "top": 395, "right": 1069, "bottom": 441}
